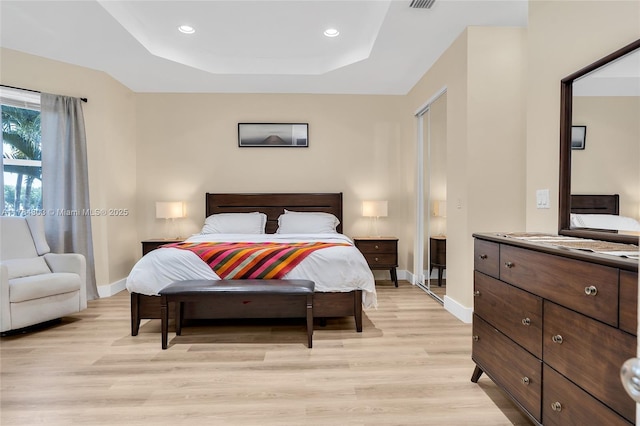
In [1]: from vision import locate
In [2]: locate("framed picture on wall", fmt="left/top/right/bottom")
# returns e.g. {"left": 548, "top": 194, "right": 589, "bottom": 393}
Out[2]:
{"left": 238, "top": 123, "right": 309, "bottom": 147}
{"left": 571, "top": 125, "right": 586, "bottom": 150}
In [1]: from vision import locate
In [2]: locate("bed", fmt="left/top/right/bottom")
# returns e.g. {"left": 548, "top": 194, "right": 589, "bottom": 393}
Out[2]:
{"left": 570, "top": 194, "right": 640, "bottom": 232}
{"left": 127, "top": 192, "right": 376, "bottom": 335}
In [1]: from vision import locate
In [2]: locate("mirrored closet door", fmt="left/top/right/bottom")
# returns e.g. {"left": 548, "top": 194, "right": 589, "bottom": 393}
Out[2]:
{"left": 415, "top": 90, "right": 447, "bottom": 302}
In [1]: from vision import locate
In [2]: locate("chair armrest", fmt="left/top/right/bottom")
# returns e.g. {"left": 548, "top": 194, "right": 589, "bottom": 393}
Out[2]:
{"left": 0, "top": 263, "right": 11, "bottom": 332}
{"left": 44, "top": 253, "right": 87, "bottom": 310}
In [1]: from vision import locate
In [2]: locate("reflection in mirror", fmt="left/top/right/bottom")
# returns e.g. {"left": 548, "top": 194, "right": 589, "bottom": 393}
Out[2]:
{"left": 559, "top": 39, "right": 640, "bottom": 244}
{"left": 425, "top": 92, "right": 447, "bottom": 301}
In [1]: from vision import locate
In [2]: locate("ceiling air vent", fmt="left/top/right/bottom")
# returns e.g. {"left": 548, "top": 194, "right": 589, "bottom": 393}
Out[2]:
{"left": 410, "top": 0, "right": 436, "bottom": 9}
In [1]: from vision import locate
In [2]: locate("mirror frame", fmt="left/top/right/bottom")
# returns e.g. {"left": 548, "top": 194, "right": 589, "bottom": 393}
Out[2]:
{"left": 559, "top": 38, "right": 640, "bottom": 245}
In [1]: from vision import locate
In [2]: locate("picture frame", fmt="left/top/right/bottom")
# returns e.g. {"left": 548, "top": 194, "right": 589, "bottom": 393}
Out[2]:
{"left": 238, "top": 123, "right": 309, "bottom": 147}
{"left": 571, "top": 125, "right": 586, "bottom": 150}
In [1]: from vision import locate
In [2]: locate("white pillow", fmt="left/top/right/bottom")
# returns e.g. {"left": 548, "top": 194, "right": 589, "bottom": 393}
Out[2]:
{"left": 277, "top": 212, "right": 339, "bottom": 234}
{"left": 284, "top": 210, "right": 340, "bottom": 227}
{"left": 201, "top": 212, "right": 267, "bottom": 234}
{"left": 570, "top": 213, "right": 640, "bottom": 231}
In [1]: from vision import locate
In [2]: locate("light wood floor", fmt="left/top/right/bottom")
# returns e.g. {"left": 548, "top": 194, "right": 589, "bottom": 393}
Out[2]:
{"left": 1, "top": 281, "right": 532, "bottom": 426}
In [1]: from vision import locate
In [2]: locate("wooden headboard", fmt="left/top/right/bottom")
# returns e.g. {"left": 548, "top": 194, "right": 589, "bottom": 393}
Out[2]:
{"left": 571, "top": 194, "right": 620, "bottom": 215}
{"left": 205, "top": 193, "right": 343, "bottom": 234}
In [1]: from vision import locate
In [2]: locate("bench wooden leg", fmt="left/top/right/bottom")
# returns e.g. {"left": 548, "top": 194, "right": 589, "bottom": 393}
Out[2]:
{"left": 161, "top": 295, "right": 169, "bottom": 349}
{"left": 175, "top": 301, "right": 183, "bottom": 336}
{"left": 131, "top": 292, "right": 140, "bottom": 336}
{"left": 306, "top": 294, "right": 313, "bottom": 348}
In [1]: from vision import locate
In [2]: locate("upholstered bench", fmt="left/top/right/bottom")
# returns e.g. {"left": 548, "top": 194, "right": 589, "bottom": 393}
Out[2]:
{"left": 159, "top": 279, "right": 315, "bottom": 349}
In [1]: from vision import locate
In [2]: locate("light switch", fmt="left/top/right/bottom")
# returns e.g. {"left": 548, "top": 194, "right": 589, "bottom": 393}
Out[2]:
{"left": 536, "top": 189, "right": 550, "bottom": 209}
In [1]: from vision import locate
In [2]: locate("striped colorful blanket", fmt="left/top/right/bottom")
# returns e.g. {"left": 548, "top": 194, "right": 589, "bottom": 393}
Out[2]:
{"left": 163, "top": 241, "right": 350, "bottom": 279}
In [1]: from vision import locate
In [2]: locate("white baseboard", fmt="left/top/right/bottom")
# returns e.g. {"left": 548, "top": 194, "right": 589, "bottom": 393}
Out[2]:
{"left": 97, "top": 278, "right": 127, "bottom": 298}
{"left": 443, "top": 295, "right": 473, "bottom": 323}
{"left": 403, "top": 270, "right": 416, "bottom": 285}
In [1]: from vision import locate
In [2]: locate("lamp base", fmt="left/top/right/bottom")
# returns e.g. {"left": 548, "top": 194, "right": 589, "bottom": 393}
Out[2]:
{"left": 368, "top": 216, "right": 381, "bottom": 237}
{"left": 163, "top": 218, "right": 183, "bottom": 240}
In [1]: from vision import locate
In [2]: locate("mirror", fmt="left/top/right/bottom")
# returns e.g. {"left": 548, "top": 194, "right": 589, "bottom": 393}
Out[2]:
{"left": 424, "top": 91, "right": 447, "bottom": 301}
{"left": 559, "top": 38, "right": 640, "bottom": 245}
{"left": 414, "top": 88, "right": 447, "bottom": 302}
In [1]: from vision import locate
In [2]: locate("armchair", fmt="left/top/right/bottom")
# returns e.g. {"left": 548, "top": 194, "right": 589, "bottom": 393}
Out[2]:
{"left": 0, "top": 215, "right": 87, "bottom": 333}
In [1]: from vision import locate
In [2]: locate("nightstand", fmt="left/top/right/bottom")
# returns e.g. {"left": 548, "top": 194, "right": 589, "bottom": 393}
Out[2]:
{"left": 353, "top": 237, "right": 399, "bottom": 287}
{"left": 141, "top": 239, "right": 183, "bottom": 256}
{"left": 430, "top": 236, "right": 446, "bottom": 287}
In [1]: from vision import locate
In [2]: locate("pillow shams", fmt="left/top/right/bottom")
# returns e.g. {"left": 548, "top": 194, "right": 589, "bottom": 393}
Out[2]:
{"left": 284, "top": 209, "right": 340, "bottom": 227}
{"left": 201, "top": 212, "right": 267, "bottom": 234}
{"left": 277, "top": 211, "right": 340, "bottom": 234}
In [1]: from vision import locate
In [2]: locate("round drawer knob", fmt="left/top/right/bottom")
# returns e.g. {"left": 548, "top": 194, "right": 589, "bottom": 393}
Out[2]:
{"left": 473, "top": 291, "right": 480, "bottom": 297}
{"left": 504, "top": 261, "right": 514, "bottom": 269}
{"left": 584, "top": 285, "right": 598, "bottom": 296}
{"left": 552, "top": 335, "right": 564, "bottom": 344}
{"left": 374, "top": 245, "right": 379, "bottom": 249}
{"left": 375, "top": 257, "right": 379, "bottom": 262}
{"left": 620, "top": 358, "right": 640, "bottom": 403}
{"left": 551, "top": 401, "right": 562, "bottom": 412}
{"left": 472, "top": 335, "right": 479, "bottom": 342}
{"left": 521, "top": 377, "right": 530, "bottom": 385}
{"left": 479, "top": 254, "right": 488, "bottom": 260}
{"left": 522, "top": 318, "right": 531, "bottom": 326}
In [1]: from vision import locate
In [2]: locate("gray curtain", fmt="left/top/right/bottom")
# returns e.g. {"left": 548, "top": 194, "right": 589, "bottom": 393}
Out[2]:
{"left": 41, "top": 93, "right": 97, "bottom": 300}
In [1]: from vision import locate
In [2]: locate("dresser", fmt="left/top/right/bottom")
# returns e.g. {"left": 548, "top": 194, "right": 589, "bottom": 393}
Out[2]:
{"left": 472, "top": 232, "right": 638, "bottom": 425}
{"left": 353, "top": 237, "right": 398, "bottom": 287}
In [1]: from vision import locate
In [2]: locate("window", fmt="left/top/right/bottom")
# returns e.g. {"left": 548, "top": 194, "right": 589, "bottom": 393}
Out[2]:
{"left": 1, "top": 88, "right": 42, "bottom": 216}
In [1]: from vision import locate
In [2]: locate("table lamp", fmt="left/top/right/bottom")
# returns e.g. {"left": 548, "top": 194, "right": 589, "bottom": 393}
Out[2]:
{"left": 362, "top": 200, "right": 388, "bottom": 237}
{"left": 156, "top": 201, "right": 185, "bottom": 239}
{"left": 432, "top": 200, "right": 447, "bottom": 236}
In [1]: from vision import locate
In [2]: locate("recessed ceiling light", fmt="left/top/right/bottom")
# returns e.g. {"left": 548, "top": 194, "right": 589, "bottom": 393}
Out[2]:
{"left": 178, "top": 25, "right": 195, "bottom": 34}
{"left": 323, "top": 28, "right": 339, "bottom": 38}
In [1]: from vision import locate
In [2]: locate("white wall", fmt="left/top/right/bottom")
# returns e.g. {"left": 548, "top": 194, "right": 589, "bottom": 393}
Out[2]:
{"left": 134, "top": 93, "right": 407, "bottom": 247}
{"left": 405, "top": 27, "right": 527, "bottom": 314}
{"left": 526, "top": 0, "right": 640, "bottom": 232}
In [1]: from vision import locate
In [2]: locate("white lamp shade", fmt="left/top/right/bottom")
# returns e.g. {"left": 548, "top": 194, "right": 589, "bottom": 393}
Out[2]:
{"left": 433, "top": 200, "right": 447, "bottom": 217}
{"left": 156, "top": 201, "right": 185, "bottom": 219}
{"left": 362, "top": 200, "right": 388, "bottom": 217}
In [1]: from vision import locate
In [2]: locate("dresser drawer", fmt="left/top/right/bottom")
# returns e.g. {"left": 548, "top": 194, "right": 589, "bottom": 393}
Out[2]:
{"left": 354, "top": 239, "right": 398, "bottom": 268}
{"left": 619, "top": 270, "right": 638, "bottom": 336}
{"left": 543, "top": 364, "right": 632, "bottom": 426}
{"left": 472, "top": 315, "right": 542, "bottom": 422}
{"left": 500, "top": 244, "right": 619, "bottom": 326}
{"left": 543, "top": 301, "right": 636, "bottom": 423}
{"left": 361, "top": 253, "right": 397, "bottom": 268}
{"left": 355, "top": 239, "right": 396, "bottom": 254}
{"left": 474, "top": 239, "right": 500, "bottom": 279}
{"left": 474, "top": 271, "right": 542, "bottom": 358}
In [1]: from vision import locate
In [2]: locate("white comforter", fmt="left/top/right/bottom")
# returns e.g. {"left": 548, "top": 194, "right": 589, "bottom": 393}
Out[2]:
{"left": 126, "top": 233, "right": 377, "bottom": 308}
